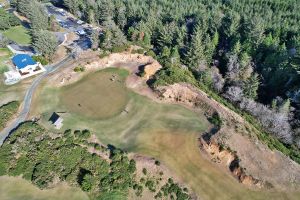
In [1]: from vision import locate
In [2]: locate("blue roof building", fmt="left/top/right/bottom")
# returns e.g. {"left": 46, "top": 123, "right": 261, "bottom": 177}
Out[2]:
{"left": 12, "top": 54, "right": 37, "bottom": 69}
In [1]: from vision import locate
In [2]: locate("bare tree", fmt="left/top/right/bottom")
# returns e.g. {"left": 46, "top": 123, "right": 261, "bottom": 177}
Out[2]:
{"left": 223, "top": 86, "right": 243, "bottom": 102}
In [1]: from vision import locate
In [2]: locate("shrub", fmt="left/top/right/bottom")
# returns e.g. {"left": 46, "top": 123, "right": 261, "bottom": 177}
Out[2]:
{"left": 132, "top": 48, "right": 145, "bottom": 54}
{"left": 0, "top": 65, "right": 9, "bottom": 74}
{"left": 208, "top": 112, "right": 222, "bottom": 128}
{"left": 111, "top": 44, "right": 130, "bottom": 53}
{"left": 0, "top": 101, "right": 20, "bottom": 130}
{"left": 32, "top": 55, "right": 48, "bottom": 65}
{"left": 142, "top": 168, "right": 147, "bottom": 175}
{"left": 74, "top": 66, "right": 85, "bottom": 72}
{"left": 99, "top": 51, "right": 110, "bottom": 58}
{"left": 154, "top": 160, "right": 160, "bottom": 166}
{"left": 0, "top": 35, "right": 10, "bottom": 48}
{"left": 145, "top": 50, "right": 157, "bottom": 58}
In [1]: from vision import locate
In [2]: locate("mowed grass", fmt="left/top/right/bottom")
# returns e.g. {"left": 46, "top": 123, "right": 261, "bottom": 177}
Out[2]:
{"left": 61, "top": 68, "right": 129, "bottom": 119}
{"left": 0, "top": 48, "right": 12, "bottom": 74}
{"left": 1, "top": 25, "right": 31, "bottom": 45}
{"left": 30, "top": 68, "right": 300, "bottom": 200}
{"left": 0, "top": 176, "right": 89, "bottom": 200}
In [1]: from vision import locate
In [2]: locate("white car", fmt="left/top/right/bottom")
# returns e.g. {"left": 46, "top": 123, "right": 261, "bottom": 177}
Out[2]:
{"left": 76, "top": 30, "right": 86, "bottom": 35}
{"left": 77, "top": 20, "right": 84, "bottom": 25}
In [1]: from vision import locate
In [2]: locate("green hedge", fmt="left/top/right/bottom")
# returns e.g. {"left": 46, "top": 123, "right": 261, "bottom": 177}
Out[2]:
{"left": 32, "top": 55, "right": 49, "bottom": 65}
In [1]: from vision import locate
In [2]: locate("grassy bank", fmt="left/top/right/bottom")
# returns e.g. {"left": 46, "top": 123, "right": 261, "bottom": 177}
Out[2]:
{"left": 0, "top": 48, "right": 12, "bottom": 74}
{"left": 1, "top": 25, "right": 31, "bottom": 45}
{"left": 0, "top": 101, "right": 19, "bottom": 130}
{"left": 153, "top": 66, "right": 300, "bottom": 164}
{"left": 0, "top": 176, "right": 89, "bottom": 200}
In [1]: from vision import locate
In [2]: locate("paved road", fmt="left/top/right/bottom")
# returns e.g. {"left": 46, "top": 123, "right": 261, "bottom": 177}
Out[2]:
{"left": 45, "top": 5, "right": 92, "bottom": 51}
{"left": 0, "top": 54, "right": 75, "bottom": 145}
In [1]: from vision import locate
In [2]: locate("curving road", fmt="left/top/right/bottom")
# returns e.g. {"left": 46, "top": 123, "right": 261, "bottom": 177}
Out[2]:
{"left": 0, "top": 54, "right": 75, "bottom": 145}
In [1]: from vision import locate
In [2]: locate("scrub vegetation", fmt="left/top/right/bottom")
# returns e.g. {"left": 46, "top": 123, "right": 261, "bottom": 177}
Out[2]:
{"left": 0, "top": 48, "right": 12, "bottom": 74}
{"left": 0, "top": 122, "right": 191, "bottom": 200}
{"left": 0, "top": 101, "right": 19, "bottom": 130}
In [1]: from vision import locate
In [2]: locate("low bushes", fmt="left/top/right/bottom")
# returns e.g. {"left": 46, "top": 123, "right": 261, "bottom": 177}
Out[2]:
{"left": 32, "top": 55, "right": 49, "bottom": 65}
{"left": 0, "top": 101, "right": 20, "bottom": 130}
{"left": 74, "top": 66, "right": 85, "bottom": 72}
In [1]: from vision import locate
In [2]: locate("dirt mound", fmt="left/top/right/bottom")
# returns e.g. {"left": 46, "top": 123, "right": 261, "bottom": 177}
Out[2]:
{"left": 48, "top": 50, "right": 161, "bottom": 87}
{"left": 199, "top": 137, "right": 263, "bottom": 188}
{"left": 157, "top": 83, "right": 300, "bottom": 190}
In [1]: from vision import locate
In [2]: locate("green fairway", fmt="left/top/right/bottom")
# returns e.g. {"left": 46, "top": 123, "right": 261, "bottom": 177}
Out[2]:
{"left": 1, "top": 25, "right": 31, "bottom": 45}
{"left": 0, "top": 176, "right": 89, "bottom": 200}
{"left": 30, "top": 68, "right": 300, "bottom": 200}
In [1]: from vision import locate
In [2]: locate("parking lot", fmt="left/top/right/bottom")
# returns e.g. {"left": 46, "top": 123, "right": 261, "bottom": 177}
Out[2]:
{"left": 45, "top": 5, "right": 95, "bottom": 51}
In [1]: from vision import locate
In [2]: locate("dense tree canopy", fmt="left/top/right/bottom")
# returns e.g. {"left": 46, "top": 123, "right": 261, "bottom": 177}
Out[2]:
{"left": 0, "top": 122, "right": 192, "bottom": 199}
{"left": 13, "top": 0, "right": 58, "bottom": 59}
{"left": 56, "top": 0, "right": 300, "bottom": 149}
{"left": 0, "top": 8, "right": 20, "bottom": 30}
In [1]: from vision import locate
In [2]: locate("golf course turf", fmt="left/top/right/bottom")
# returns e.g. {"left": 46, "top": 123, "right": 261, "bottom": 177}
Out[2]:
{"left": 23, "top": 67, "right": 300, "bottom": 200}
{"left": 0, "top": 176, "right": 89, "bottom": 200}
{"left": 60, "top": 68, "right": 129, "bottom": 119}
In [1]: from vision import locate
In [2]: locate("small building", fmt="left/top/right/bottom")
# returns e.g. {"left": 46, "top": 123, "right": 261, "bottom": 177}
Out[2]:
{"left": 49, "top": 112, "right": 64, "bottom": 129}
{"left": 12, "top": 54, "right": 40, "bottom": 75}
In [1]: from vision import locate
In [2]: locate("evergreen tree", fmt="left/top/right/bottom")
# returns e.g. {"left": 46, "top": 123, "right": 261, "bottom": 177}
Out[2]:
{"left": 91, "top": 29, "right": 100, "bottom": 50}
{"left": 28, "top": 1, "right": 48, "bottom": 31}
{"left": 170, "top": 47, "right": 180, "bottom": 64}
{"left": 142, "top": 33, "right": 150, "bottom": 46}
{"left": 98, "top": 0, "right": 114, "bottom": 24}
{"left": 32, "top": 30, "right": 58, "bottom": 59}
{"left": 101, "top": 20, "right": 127, "bottom": 49}
{"left": 156, "top": 22, "right": 177, "bottom": 51}
{"left": 185, "top": 26, "right": 206, "bottom": 70}
{"left": 243, "top": 73, "right": 260, "bottom": 99}
{"left": 63, "top": 0, "right": 79, "bottom": 14}
{"left": 16, "top": 0, "right": 31, "bottom": 18}
{"left": 114, "top": 0, "right": 127, "bottom": 30}
{"left": 0, "top": 8, "right": 20, "bottom": 30}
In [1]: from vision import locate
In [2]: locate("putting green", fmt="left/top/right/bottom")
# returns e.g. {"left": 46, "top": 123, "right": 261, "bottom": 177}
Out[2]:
{"left": 60, "top": 68, "right": 129, "bottom": 119}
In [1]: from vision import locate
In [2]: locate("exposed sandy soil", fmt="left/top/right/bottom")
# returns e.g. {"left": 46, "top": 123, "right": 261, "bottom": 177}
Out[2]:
{"left": 13, "top": 11, "right": 30, "bottom": 23}
{"left": 47, "top": 50, "right": 161, "bottom": 88}
{"left": 63, "top": 32, "right": 79, "bottom": 46}
{"left": 52, "top": 46, "right": 68, "bottom": 63}
{"left": 0, "top": 51, "right": 8, "bottom": 56}
{"left": 158, "top": 83, "right": 300, "bottom": 190}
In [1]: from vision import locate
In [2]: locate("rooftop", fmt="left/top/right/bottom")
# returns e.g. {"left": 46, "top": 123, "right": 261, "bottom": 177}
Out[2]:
{"left": 12, "top": 54, "right": 37, "bottom": 69}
